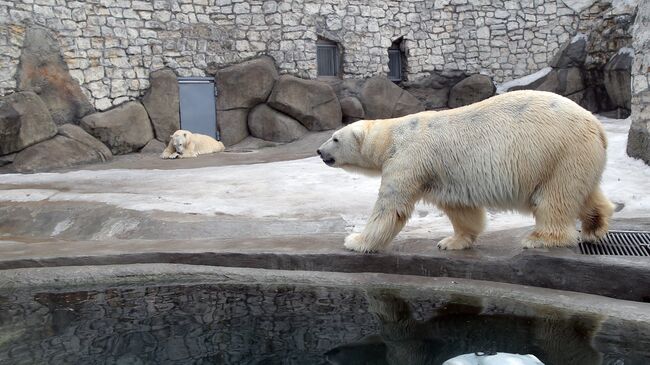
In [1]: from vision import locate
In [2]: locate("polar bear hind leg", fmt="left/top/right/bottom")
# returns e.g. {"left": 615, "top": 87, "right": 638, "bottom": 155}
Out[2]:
{"left": 437, "top": 205, "right": 486, "bottom": 250}
{"left": 523, "top": 163, "right": 586, "bottom": 248}
{"left": 579, "top": 188, "right": 615, "bottom": 242}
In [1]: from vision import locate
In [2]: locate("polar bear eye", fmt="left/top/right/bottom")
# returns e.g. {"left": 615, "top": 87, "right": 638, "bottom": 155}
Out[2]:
{"left": 333, "top": 137, "right": 339, "bottom": 143}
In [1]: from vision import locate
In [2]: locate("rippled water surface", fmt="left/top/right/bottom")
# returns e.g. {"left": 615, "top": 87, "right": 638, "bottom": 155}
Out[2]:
{"left": 0, "top": 283, "right": 647, "bottom": 364}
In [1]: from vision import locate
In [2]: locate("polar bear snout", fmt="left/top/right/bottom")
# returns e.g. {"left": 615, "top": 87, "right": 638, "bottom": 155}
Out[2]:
{"left": 317, "top": 149, "right": 336, "bottom": 166}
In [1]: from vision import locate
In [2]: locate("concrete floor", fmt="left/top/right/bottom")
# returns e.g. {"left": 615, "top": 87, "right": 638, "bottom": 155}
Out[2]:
{"left": 46, "top": 131, "right": 331, "bottom": 172}
{"left": 0, "top": 131, "right": 649, "bottom": 302}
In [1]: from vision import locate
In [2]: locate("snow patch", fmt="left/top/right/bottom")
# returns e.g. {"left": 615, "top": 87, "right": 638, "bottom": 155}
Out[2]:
{"left": 617, "top": 47, "right": 634, "bottom": 56}
{"left": 496, "top": 67, "right": 552, "bottom": 94}
{"left": 52, "top": 219, "right": 73, "bottom": 236}
{"left": 598, "top": 116, "right": 650, "bottom": 219}
{"left": 0, "top": 189, "right": 57, "bottom": 202}
{"left": 571, "top": 32, "right": 588, "bottom": 43}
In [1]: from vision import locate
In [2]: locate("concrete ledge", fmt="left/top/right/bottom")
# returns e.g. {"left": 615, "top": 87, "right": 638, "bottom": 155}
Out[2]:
{"left": 1, "top": 232, "right": 648, "bottom": 302}
{"left": 0, "top": 264, "right": 646, "bottom": 316}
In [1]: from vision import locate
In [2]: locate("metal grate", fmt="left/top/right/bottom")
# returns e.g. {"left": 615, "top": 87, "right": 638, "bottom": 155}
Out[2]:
{"left": 578, "top": 231, "right": 650, "bottom": 256}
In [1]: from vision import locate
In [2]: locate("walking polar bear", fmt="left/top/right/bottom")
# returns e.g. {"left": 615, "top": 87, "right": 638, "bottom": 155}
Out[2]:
{"left": 161, "top": 130, "right": 225, "bottom": 159}
{"left": 317, "top": 90, "right": 614, "bottom": 252}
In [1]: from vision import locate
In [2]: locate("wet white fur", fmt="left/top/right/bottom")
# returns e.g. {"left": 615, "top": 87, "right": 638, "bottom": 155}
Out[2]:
{"left": 161, "top": 130, "right": 225, "bottom": 159}
{"left": 318, "top": 90, "right": 614, "bottom": 252}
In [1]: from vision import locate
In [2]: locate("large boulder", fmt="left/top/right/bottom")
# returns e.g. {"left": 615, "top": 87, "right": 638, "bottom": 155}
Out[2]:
{"left": 80, "top": 101, "right": 153, "bottom": 155}
{"left": 13, "top": 136, "right": 101, "bottom": 173}
{"left": 448, "top": 74, "right": 496, "bottom": 108}
{"left": 627, "top": 0, "right": 650, "bottom": 164}
{"left": 339, "top": 96, "right": 365, "bottom": 123}
{"left": 359, "top": 76, "right": 424, "bottom": 119}
{"left": 218, "top": 109, "right": 249, "bottom": 146}
{"left": 268, "top": 75, "right": 342, "bottom": 131}
{"left": 0, "top": 91, "right": 58, "bottom": 155}
{"left": 403, "top": 71, "right": 466, "bottom": 109}
{"left": 13, "top": 125, "right": 113, "bottom": 173}
{"left": 16, "top": 25, "right": 93, "bottom": 125}
{"left": 628, "top": 91, "right": 650, "bottom": 164}
{"left": 214, "top": 57, "right": 278, "bottom": 146}
{"left": 325, "top": 78, "right": 366, "bottom": 100}
{"left": 248, "top": 104, "right": 307, "bottom": 143}
{"left": 57, "top": 124, "right": 112, "bottom": 161}
{"left": 604, "top": 50, "right": 633, "bottom": 111}
{"left": 0, "top": 153, "right": 15, "bottom": 167}
{"left": 216, "top": 56, "right": 278, "bottom": 110}
{"left": 550, "top": 35, "right": 588, "bottom": 69}
{"left": 536, "top": 68, "right": 585, "bottom": 96}
{"left": 142, "top": 68, "right": 180, "bottom": 143}
{"left": 140, "top": 139, "right": 166, "bottom": 154}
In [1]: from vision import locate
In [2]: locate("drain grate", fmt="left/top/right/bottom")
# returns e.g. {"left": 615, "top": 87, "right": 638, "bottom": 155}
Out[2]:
{"left": 578, "top": 231, "right": 650, "bottom": 256}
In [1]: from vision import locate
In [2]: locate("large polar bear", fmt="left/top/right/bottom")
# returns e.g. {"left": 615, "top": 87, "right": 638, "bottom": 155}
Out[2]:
{"left": 317, "top": 90, "right": 614, "bottom": 252}
{"left": 161, "top": 129, "right": 225, "bottom": 159}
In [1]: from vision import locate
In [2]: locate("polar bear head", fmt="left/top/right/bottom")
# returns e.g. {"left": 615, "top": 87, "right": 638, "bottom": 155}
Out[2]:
{"left": 317, "top": 120, "right": 381, "bottom": 175}
{"left": 170, "top": 130, "right": 192, "bottom": 154}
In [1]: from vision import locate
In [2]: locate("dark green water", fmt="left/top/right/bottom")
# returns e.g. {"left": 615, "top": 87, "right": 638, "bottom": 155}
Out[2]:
{"left": 0, "top": 283, "right": 647, "bottom": 364}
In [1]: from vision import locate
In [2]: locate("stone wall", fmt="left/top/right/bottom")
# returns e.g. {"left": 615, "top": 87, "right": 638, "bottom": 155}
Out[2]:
{"left": 0, "top": 0, "right": 615, "bottom": 110}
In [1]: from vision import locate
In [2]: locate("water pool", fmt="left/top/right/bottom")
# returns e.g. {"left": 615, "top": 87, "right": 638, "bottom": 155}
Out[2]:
{"left": 0, "top": 265, "right": 648, "bottom": 365}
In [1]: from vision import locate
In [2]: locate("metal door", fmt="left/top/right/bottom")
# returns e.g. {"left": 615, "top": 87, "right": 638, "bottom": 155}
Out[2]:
{"left": 178, "top": 77, "right": 219, "bottom": 139}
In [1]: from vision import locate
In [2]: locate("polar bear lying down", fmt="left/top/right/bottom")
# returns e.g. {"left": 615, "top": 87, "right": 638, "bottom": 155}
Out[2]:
{"left": 161, "top": 129, "right": 225, "bottom": 159}
{"left": 317, "top": 90, "right": 614, "bottom": 252}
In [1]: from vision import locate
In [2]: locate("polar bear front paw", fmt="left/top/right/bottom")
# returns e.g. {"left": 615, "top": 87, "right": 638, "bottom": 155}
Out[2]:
{"left": 437, "top": 235, "right": 472, "bottom": 250}
{"left": 344, "top": 233, "right": 378, "bottom": 253}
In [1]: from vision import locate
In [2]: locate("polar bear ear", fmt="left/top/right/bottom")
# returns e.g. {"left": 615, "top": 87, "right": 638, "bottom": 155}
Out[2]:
{"left": 351, "top": 124, "right": 366, "bottom": 146}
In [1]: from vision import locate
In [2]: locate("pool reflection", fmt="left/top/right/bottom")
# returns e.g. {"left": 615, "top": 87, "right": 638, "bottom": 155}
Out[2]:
{"left": 0, "top": 283, "right": 644, "bottom": 364}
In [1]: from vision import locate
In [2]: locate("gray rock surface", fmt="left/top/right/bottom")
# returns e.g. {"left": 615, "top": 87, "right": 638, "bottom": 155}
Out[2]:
{"left": 80, "top": 101, "right": 153, "bottom": 155}
{"left": 0, "top": 91, "right": 58, "bottom": 155}
{"left": 140, "top": 139, "right": 166, "bottom": 154}
{"left": 248, "top": 104, "right": 307, "bottom": 143}
{"left": 550, "top": 36, "right": 588, "bottom": 69}
{"left": 359, "top": 76, "right": 423, "bottom": 119}
{"left": 535, "top": 68, "right": 585, "bottom": 96}
{"left": 448, "top": 74, "right": 496, "bottom": 108}
{"left": 216, "top": 56, "right": 278, "bottom": 110}
{"left": 339, "top": 96, "right": 365, "bottom": 123}
{"left": 628, "top": 90, "right": 650, "bottom": 164}
{"left": 214, "top": 57, "right": 278, "bottom": 146}
{"left": 268, "top": 75, "right": 342, "bottom": 131}
{"left": 0, "top": 153, "right": 15, "bottom": 167}
{"left": 218, "top": 109, "right": 250, "bottom": 146}
{"left": 142, "top": 68, "right": 180, "bottom": 143}
{"left": 627, "top": 0, "right": 649, "bottom": 164}
{"left": 15, "top": 26, "right": 93, "bottom": 125}
{"left": 326, "top": 79, "right": 366, "bottom": 100}
{"left": 12, "top": 134, "right": 110, "bottom": 173}
{"left": 604, "top": 51, "right": 633, "bottom": 110}
{"left": 57, "top": 124, "right": 112, "bottom": 162}
{"left": 403, "top": 71, "right": 466, "bottom": 109}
